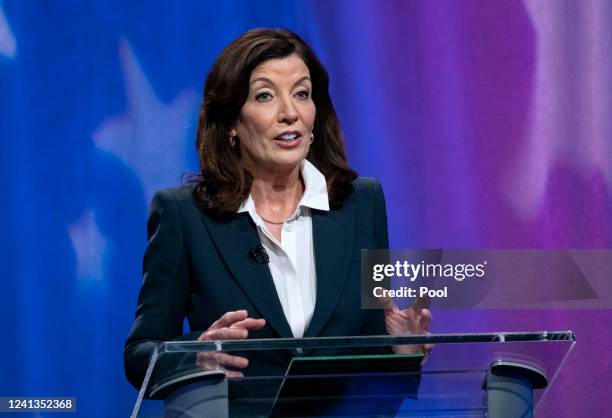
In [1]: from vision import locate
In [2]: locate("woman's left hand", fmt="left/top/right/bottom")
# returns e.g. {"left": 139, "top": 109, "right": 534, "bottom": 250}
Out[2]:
{"left": 383, "top": 298, "right": 433, "bottom": 358}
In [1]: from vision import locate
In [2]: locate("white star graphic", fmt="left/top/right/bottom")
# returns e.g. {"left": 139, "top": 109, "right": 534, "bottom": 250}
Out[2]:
{"left": 93, "top": 38, "right": 199, "bottom": 203}
{"left": 68, "top": 210, "right": 107, "bottom": 282}
{"left": 506, "top": 1, "right": 612, "bottom": 217}
{"left": 0, "top": 1, "right": 17, "bottom": 58}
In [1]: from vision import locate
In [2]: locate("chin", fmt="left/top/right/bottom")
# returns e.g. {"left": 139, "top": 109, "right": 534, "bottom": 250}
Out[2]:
{"left": 272, "top": 151, "right": 308, "bottom": 168}
{"left": 266, "top": 156, "right": 304, "bottom": 172}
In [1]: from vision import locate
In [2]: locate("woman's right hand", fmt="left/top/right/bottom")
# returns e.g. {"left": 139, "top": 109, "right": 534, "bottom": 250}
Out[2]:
{"left": 195, "top": 310, "right": 266, "bottom": 378}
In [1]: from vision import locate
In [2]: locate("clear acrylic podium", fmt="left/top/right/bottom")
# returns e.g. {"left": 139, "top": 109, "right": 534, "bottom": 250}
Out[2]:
{"left": 131, "top": 330, "right": 575, "bottom": 418}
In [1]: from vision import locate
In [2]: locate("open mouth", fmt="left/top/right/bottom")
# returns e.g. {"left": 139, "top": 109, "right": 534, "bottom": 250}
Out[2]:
{"left": 273, "top": 131, "right": 302, "bottom": 147}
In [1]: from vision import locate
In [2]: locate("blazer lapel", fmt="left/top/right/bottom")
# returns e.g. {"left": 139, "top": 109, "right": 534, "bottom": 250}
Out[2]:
{"left": 200, "top": 213, "right": 294, "bottom": 339}
{"left": 304, "top": 206, "right": 355, "bottom": 338}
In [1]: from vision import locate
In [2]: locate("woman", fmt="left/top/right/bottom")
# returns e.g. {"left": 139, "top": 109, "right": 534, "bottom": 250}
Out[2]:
{"left": 124, "top": 28, "right": 431, "bottom": 398}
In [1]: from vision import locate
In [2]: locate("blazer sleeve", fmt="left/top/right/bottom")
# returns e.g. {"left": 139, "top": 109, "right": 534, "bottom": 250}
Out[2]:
{"left": 361, "top": 179, "right": 390, "bottom": 337}
{"left": 124, "top": 188, "right": 191, "bottom": 390}
{"left": 373, "top": 179, "right": 389, "bottom": 249}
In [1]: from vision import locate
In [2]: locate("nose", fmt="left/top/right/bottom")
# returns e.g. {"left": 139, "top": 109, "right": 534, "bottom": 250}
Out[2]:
{"left": 277, "top": 94, "right": 298, "bottom": 124}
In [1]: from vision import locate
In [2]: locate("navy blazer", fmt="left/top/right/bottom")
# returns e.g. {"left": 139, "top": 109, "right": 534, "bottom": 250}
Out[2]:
{"left": 124, "top": 177, "right": 389, "bottom": 391}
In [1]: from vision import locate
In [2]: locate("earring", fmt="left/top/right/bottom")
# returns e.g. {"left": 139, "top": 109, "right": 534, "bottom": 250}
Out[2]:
{"left": 309, "top": 132, "right": 314, "bottom": 144}
{"left": 229, "top": 136, "right": 236, "bottom": 147}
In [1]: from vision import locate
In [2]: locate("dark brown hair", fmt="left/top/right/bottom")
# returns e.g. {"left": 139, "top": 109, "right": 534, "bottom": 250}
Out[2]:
{"left": 193, "top": 28, "right": 357, "bottom": 220}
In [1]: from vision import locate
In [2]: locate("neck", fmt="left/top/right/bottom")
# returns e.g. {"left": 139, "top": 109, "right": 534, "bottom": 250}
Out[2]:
{"left": 248, "top": 163, "right": 304, "bottom": 222}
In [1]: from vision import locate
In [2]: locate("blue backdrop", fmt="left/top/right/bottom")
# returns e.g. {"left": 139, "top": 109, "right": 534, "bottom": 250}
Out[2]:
{"left": 2, "top": 1, "right": 611, "bottom": 417}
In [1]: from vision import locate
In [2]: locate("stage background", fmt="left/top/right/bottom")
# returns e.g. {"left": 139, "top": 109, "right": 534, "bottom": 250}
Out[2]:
{"left": 1, "top": 0, "right": 610, "bottom": 416}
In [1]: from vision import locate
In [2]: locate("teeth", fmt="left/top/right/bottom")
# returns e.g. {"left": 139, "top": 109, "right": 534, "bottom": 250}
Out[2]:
{"left": 279, "top": 133, "right": 297, "bottom": 141}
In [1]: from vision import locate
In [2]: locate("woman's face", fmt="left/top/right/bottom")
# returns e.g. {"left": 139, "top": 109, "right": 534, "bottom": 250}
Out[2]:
{"left": 230, "top": 54, "right": 316, "bottom": 175}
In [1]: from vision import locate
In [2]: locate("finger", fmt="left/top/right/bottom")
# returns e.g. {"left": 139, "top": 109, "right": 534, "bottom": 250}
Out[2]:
{"left": 391, "top": 344, "right": 419, "bottom": 355}
{"left": 412, "top": 295, "right": 429, "bottom": 312}
{"left": 210, "top": 310, "right": 248, "bottom": 330}
{"left": 215, "top": 352, "right": 249, "bottom": 369}
{"left": 196, "top": 351, "right": 249, "bottom": 370}
{"left": 418, "top": 309, "right": 433, "bottom": 330}
{"left": 387, "top": 306, "right": 416, "bottom": 323}
{"left": 385, "top": 312, "right": 412, "bottom": 330}
{"left": 205, "top": 327, "right": 249, "bottom": 340}
{"left": 196, "top": 352, "right": 219, "bottom": 370}
{"left": 225, "top": 370, "right": 244, "bottom": 379}
{"left": 420, "top": 308, "right": 433, "bottom": 322}
{"left": 420, "top": 350, "right": 430, "bottom": 366}
{"left": 198, "top": 327, "right": 247, "bottom": 341}
{"left": 420, "top": 342, "right": 434, "bottom": 366}
{"left": 380, "top": 295, "right": 397, "bottom": 311}
{"left": 386, "top": 311, "right": 417, "bottom": 335}
{"left": 229, "top": 318, "right": 266, "bottom": 330}
{"left": 195, "top": 351, "right": 209, "bottom": 367}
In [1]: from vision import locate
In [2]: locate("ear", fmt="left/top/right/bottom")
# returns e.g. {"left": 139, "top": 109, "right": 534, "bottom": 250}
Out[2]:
{"left": 229, "top": 127, "right": 237, "bottom": 137}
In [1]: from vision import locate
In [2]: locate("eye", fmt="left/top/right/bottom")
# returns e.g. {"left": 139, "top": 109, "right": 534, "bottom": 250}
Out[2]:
{"left": 295, "top": 90, "right": 310, "bottom": 100}
{"left": 255, "top": 91, "right": 273, "bottom": 102}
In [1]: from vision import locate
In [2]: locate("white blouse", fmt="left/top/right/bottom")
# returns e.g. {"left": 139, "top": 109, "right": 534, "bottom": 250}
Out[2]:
{"left": 237, "top": 160, "right": 329, "bottom": 337}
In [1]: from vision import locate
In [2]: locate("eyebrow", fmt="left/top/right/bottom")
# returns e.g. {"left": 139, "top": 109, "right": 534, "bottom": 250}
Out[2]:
{"left": 249, "top": 76, "right": 311, "bottom": 87}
